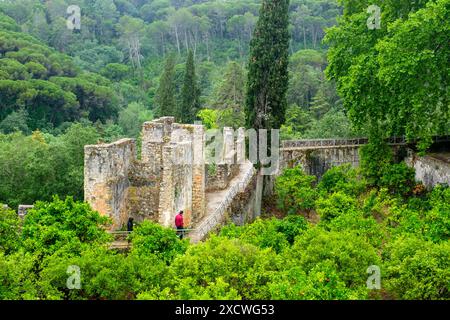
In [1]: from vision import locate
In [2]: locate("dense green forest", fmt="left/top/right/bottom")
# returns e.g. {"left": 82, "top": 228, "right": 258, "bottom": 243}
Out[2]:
{"left": 0, "top": 0, "right": 345, "bottom": 134}
{"left": 0, "top": 0, "right": 449, "bottom": 301}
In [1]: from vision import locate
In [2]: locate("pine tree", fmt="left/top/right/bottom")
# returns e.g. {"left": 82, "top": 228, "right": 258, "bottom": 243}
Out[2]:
{"left": 211, "top": 61, "right": 246, "bottom": 128}
{"left": 310, "top": 84, "right": 331, "bottom": 120}
{"left": 245, "top": 0, "right": 290, "bottom": 130}
{"left": 180, "top": 51, "right": 201, "bottom": 123}
{"left": 155, "top": 54, "right": 177, "bottom": 118}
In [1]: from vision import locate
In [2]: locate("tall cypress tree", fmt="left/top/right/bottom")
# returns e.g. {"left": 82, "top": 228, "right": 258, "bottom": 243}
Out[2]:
{"left": 155, "top": 53, "right": 177, "bottom": 118}
{"left": 245, "top": 0, "right": 290, "bottom": 130}
{"left": 180, "top": 51, "right": 201, "bottom": 123}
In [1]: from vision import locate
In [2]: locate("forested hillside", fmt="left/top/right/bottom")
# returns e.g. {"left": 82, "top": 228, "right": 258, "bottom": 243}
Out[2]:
{"left": 0, "top": 0, "right": 348, "bottom": 138}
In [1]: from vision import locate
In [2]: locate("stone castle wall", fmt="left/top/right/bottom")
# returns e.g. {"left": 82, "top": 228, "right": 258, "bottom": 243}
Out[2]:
{"left": 405, "top": 150, "right": 450, "bottom": 189}
{"left": 281, "top": 144, "right": 361, "bottom": 179}
{"left": 84, "top": 139, "right": 136, "bottom": 229}
{"left": 85, "top": 118, "right": 244, "bottom": 230}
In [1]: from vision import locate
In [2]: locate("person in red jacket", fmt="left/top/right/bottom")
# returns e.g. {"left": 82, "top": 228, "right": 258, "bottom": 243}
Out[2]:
{"left": 175, "top": 210, "right": 184, "bottom": 239}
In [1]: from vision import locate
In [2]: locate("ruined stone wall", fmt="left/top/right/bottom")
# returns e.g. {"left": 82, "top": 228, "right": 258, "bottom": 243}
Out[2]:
{"left": 405, "top": 150, "right": 450, "bottom": 189}
{"left": 85, "top": 117, "right": 209, "bottom": 229}
{"left": 205, "top": 127, "right": 243, "bottom": 192}
{"left": 158, "top": 141, "right": 194, "bottom": 227}
{"left": 190, "top": 163, "right": 256, "bottom": 243}
{"left": 206, "top": 164, "right": 240, "bottom": 192}
{"left": 126, "top": 161, "right": 160, "bottom": 224}
{"left": 84, "top": 139, "right": 136, "bottom": 229}
{"left": 281, "top": 146, "right": 360, "bottom": 179}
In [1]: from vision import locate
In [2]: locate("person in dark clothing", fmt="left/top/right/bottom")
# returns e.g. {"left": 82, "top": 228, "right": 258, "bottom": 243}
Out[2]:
{"left": 175, "top": 211, "right": 184, "bottom": 239}
{"left": 127, "top": 217, "right": 134, "bottom": 232}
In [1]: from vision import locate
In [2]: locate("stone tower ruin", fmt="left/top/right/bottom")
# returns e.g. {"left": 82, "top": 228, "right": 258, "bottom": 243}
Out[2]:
{"left": 84, "top": 117, "right": 247, "bottom": 230}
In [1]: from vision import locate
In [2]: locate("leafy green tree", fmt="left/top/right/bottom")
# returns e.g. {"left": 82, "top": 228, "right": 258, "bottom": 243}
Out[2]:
{"left": 0, "top": 205, "right": 21, "bottom": 254}
{"left": 245, "top": 0, "right": 290, "bottom": 130}
{"left": 21, "top": 196, "right": 112, "bottom": 256}
{"left": 165, "top": 236, "right": 280, "bottom": 300}
{"left": 317, "top": 164, "right": 366, "bottom": 197}
{"left": 100, "top": 63, "right": 130, "bottom": 81}
{"left": 289, "top": 228, "right": 380, "bottom": 289}
{"left": 325, "top": 0, "right": 450, "bottom": 150}
{"left": 275, "top": 166, "right": 317, "bottom": 214}
{"left": 129, "top": 221, "right": 188, "bottom": 264}
{"left": 210, "top": 61, "right": 246, "bottom": 128}
{"left": 384, "top": 237, "right": 450, "bottom": 300}
{"left": 180, "top": 51, "right": 201, "bottom": 123}
{"left": 0, "top": 251, "right": 38, "bottom": 300}
{"left": 316, "top": 191, "right": 358, "bottom": 223}
{"left": 304, "top": 108, "right": 356, "bottom": 139}
{"left": 0, "top": 108, "right": 30, "bottom": 134}
{"left": 118, "top": 102, "right": 153, "bottom": 137}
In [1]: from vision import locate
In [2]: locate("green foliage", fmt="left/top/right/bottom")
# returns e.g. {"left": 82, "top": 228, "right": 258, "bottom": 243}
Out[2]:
{"left": 316, "top": 191, "right": 358, "bottom": 222}
{"left": 290, "top": 228, "right": 380, "bottom": 289}
{"left": 197, "top": 109, "right": 219, "bottom": 129}
{"left": 118, "top": 102, "right": 153, "bottom": 138}
{"left": 275, "top": 166, "right": 317, "bottom": 214}
{"left": 267, "top": 263, "right": 364, "bottom": 300}
{"left": 21, "top": 196, "right": 111, "bottom": 256}
{"left": 325, "top": 0, "right": 450, "bottom": 150}
{"left": 0, "top": 123, "right": 104, "bottom": 207}
{"left": 100, "top": 63, "right": 130, "bottom": 81}
{"left": 129, "top": 221, "right": 188, "bottom": 263}
{"left": 155, "top": 54, "right": 177, "bottom": 118}
{"left": 245, "top": 0, "right": 290, "bottom": 130}
{"left": 209, "top": 61, "right": 246, "bottom": 128}
{"left": 0, "top": 205, "right": 21, "bottom": 254}
{"left": 0, "top": 20, "right": 121, "bottom": 130}
{"left": 383, "top": 237, "right": 450, "bottom": 300}
{"left": 0, "top": 251, "right": 38, "bottom": 300}
{"left": 380, "top": 163, "right": 416, "bottom": 196}
{"left": 359, "top": 141, "right": 394, "bottom": 186}
{"left": 165, "top": 236, "right": 280, "bottom": 300}
{"left": 180, "top": 51, "right": 201, "bottom": 123}
{"left": 318, "top": 164, "right": 366, "bottom": 196}
{"left": 0, "top": 108, "right": 30, "bottom": 134}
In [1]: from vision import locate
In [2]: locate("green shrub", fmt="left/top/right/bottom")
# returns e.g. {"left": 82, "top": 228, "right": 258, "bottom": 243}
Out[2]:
{"left": 316, "top": 191, "right": 358, "bottom": 222}
{"left": 267, "top": 262, "right": 362, "bottom": 300}
{"left": 21, "top": 196, "right": 112, "bottom": 256}
{"left": 384, "top": 237, "right": 450, "bottom": 300}
{"left": 359, "top": 141, "right": 393, "bottom": 186}
{"left": 323, "top": 210, "right": 385, "bottom": 248}
{"left": 129, "top": 221, "right": 189, "bottom": 263}
{"left": 275, "top": 166, "right": 317, "bottom": 214}
{"left": 317, "top": 164, "right": 366, "bottom": 196}
{"left": 166, "top": 236, "right": 280, "bottom": 300}
{"left": 274, "top": 215, "right": 309, "bottom": 245}
{"left": 289, "top": 228, "right": 380, "bottom": 288}
{"left": 0, "top": 205, "right": 21, "bottom": 254}
{"left": 380, "top": 163, "right": 416, "bottom": 196}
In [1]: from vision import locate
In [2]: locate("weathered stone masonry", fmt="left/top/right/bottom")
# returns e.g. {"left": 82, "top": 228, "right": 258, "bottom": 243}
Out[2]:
{"left": 85, "top": 117, "right": 207, "bottom": 229}
{"left": 85, "top": 117, "right": 249, "bottom": 230}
